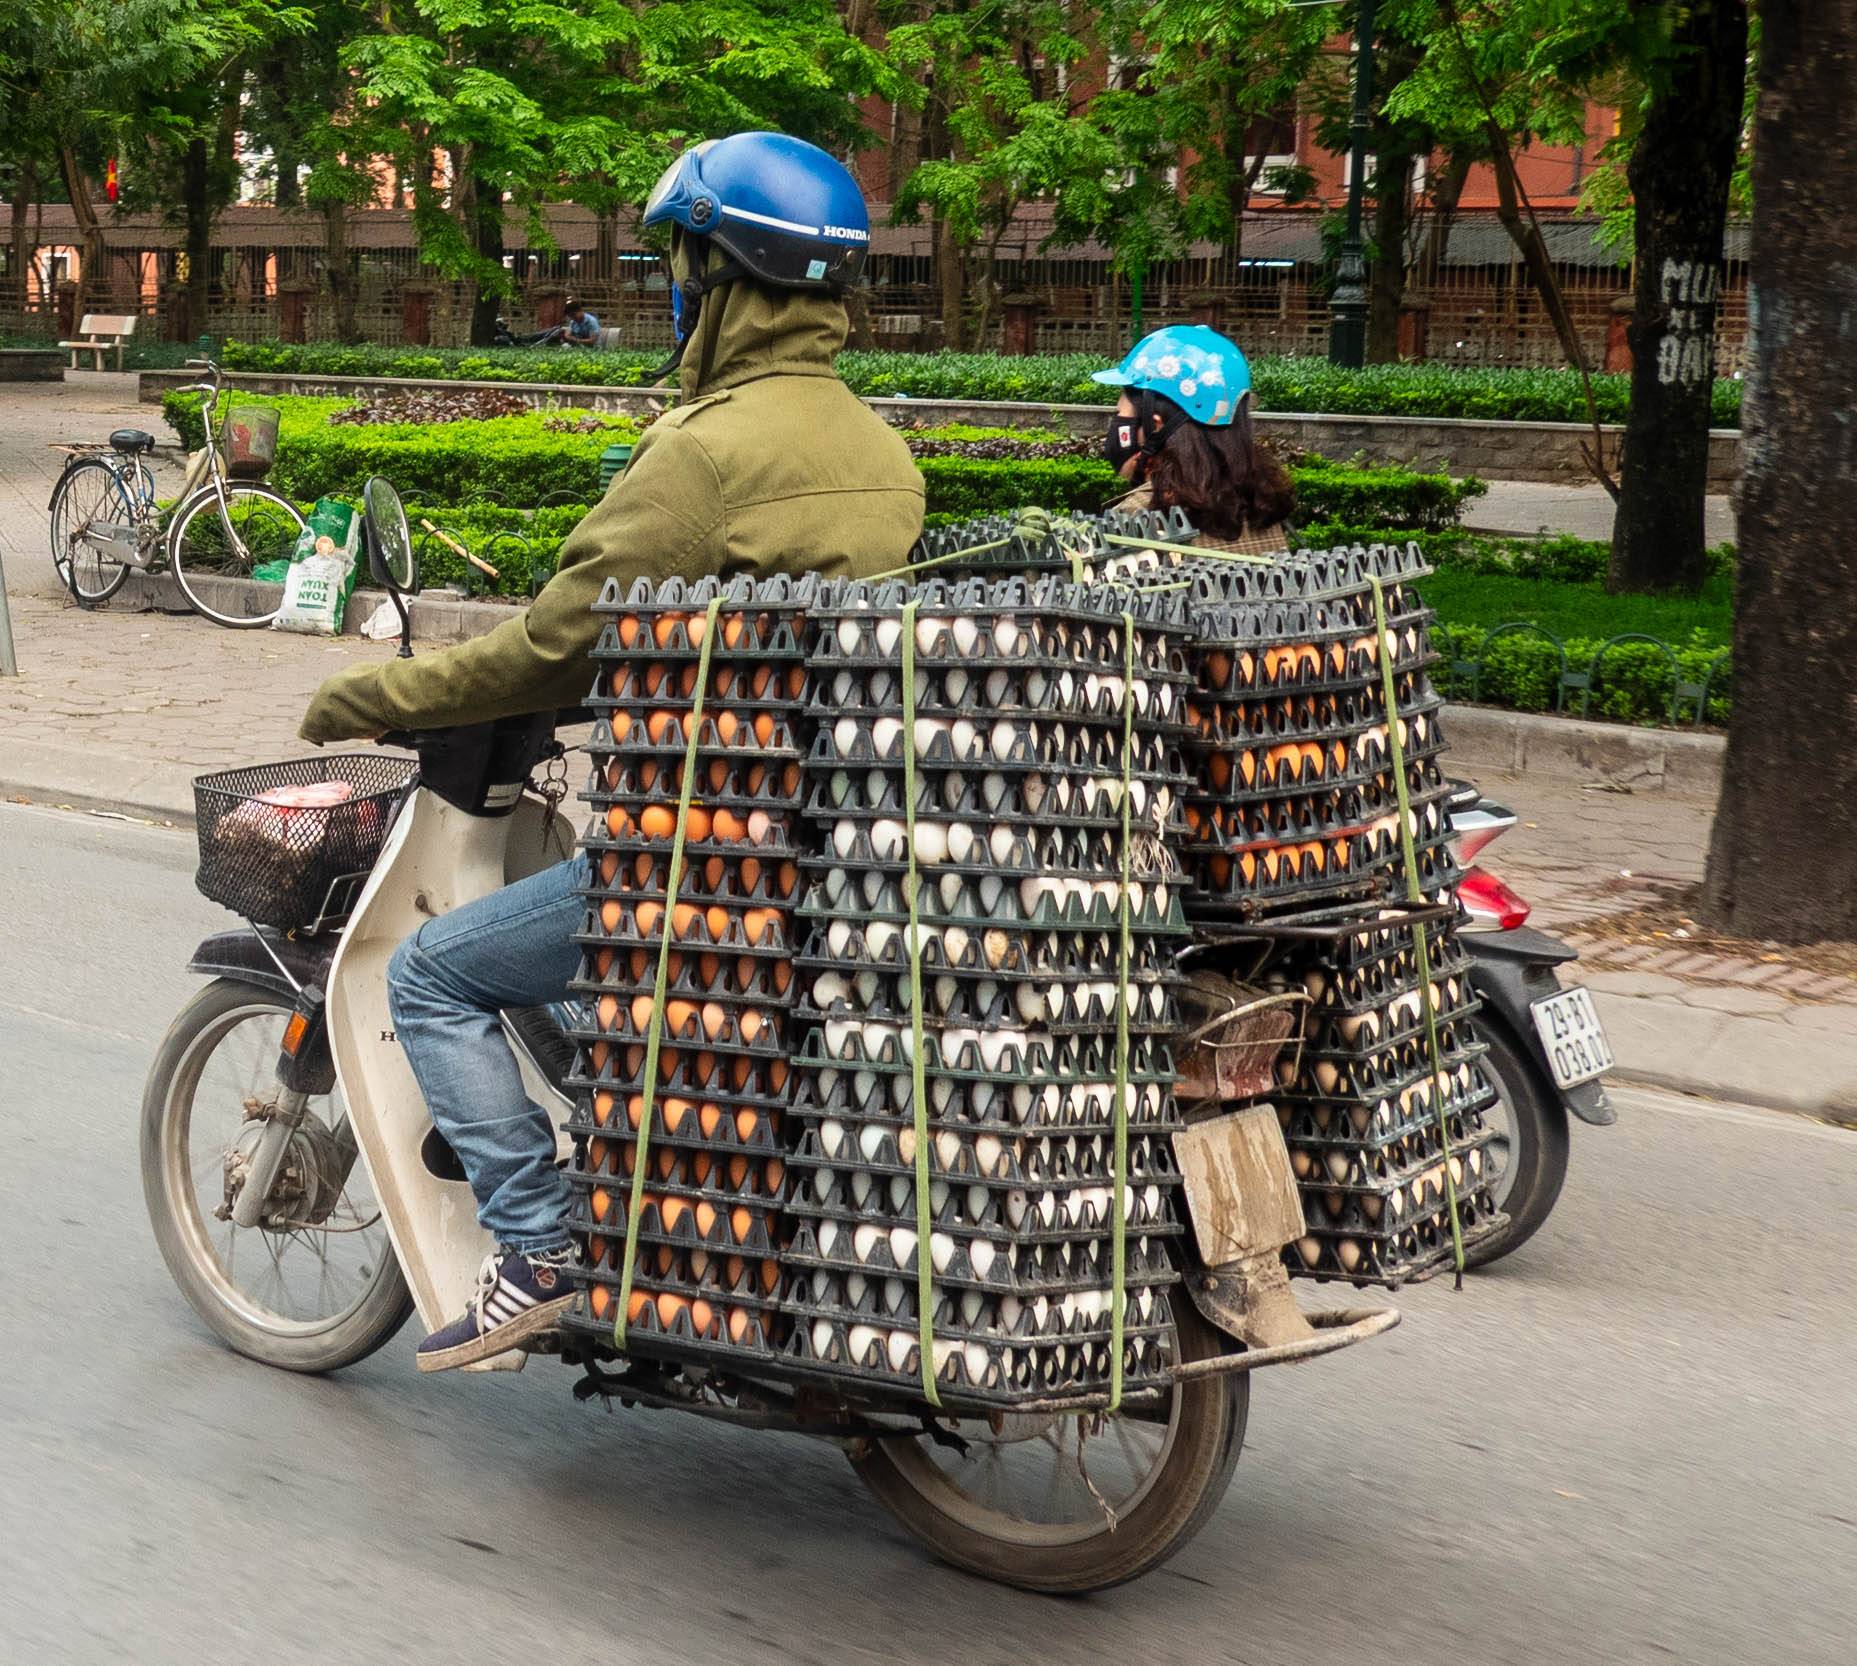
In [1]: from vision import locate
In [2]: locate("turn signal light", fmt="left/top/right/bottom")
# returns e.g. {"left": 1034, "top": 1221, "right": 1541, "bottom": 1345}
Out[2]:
{"left": 1458, "top": 865, "right": 1531, "bottom": 931}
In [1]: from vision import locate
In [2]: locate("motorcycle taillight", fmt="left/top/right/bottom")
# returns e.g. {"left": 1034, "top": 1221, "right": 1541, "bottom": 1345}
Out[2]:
{"left": 1458, "top": 864, "right": 1532, "bottom": 930}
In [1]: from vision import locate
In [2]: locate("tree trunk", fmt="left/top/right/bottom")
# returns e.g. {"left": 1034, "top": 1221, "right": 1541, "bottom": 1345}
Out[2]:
{"left": 1366, "top": 156, "right": 1414, "bottom": 363}
{"left": 1416, "top": 153, "right": 1470, "bottom": 288}
{"left": 1484, "top": 122, "right": 1591, "bottom": 375}
{"left": 935, "top": 213, "right": 966, "bottom": 350}
{"left": 1701, "top": 0, "right": 1857, "bottom": 943}
{"left": 181, "top": 137, "right": 211, "bottom": 341}
{"left": 10, "top": 158, "right": 34, "bottom": 324}
{"left": 1609, "top": 1, "right": 1747, "bottom": 594}
{"left": 56, "top": 147, "right": 105, "bottom": 325}
{"left": 844, "top": 284, "right": 877, "bottom": 351}
{"left": 322, "top": 196, "right": 359, "bottom": 343}
{"left": 469, "top": 168, "right": 505, "bottom": 348}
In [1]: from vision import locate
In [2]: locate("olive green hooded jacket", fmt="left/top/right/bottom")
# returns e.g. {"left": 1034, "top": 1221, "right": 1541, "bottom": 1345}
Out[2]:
{"left": 300, "top": 263, "right": 923, "bottom": 743}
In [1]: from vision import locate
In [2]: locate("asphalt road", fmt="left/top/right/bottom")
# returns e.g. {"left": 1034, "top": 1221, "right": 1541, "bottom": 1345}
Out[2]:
{"left": 3, "top": 800, "right": 1852, "bottom": 1666}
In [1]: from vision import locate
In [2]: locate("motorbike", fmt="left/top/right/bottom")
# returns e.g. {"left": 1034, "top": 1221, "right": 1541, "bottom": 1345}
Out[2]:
{"left": 1451, "top": 785, "right": 1615, "bottom": 1265}
{"left": 140, "top": 479, "right": 1499, "bottom": 1595}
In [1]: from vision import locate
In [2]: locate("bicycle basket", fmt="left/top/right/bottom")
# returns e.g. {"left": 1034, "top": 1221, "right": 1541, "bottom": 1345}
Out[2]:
{"left": 222, "top": 405, "right": 280, "bottom": 480}
{"left": 193, "top": 755, "right": 416, "bottom": 930}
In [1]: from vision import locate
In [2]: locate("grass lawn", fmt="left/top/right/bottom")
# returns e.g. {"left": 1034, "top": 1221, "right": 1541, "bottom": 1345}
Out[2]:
{"left": 1419, "top": 569, "right": 1733, "bottom": 646}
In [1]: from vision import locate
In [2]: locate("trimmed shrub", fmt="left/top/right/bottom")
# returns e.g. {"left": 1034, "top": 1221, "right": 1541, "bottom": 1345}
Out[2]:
{"left": 218, "top": 339, "right": 1747, "bottom": 428}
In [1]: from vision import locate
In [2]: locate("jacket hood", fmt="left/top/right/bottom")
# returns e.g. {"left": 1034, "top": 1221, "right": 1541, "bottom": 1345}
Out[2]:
{"left": 671, "top": 235, "right": 848, "bottom": 400}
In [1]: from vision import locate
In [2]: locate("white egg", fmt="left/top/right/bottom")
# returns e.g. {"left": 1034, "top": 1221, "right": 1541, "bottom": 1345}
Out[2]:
{"left": 871, "top": 715, "right": 903, "bottom": 757}
{"left": 994, "top": 616, "right": 1021, "bottom": 654}
{"left": 812, "top": 1318, "right": 836, "bottom": 1355}
{"left": 947, "top": 822, "right": 976, "bottom": 863}
{"left": 951, "top": 617, "right": 979, "bottom": 656}
{"left": 836, "top": 618, "right": 862, "bottom": 655}
{"left": 914, "top": 613, "right": 947, "bottom": 655}
{"left": 913, "top": 821, "right": 950, "bottom": 864}
{"left": 990, "top": 721, "right": 1019, "bottom": 763}
{"left": 970, "top": 1237, "right": 997, "bottom": 1279}
{"left": 869, "top": 818, "right": 906, "bottom": 859}
{"left": 886, "top": 1329, "right": 914, "bottom": 1372}
{"left": 951, "top": 718, "right": 979, "bottom": 759}
{"left": 929, "top": 1231, "right": 956, "bottom": 1273}
{"left": 847, "top": 1323, "right": 880, "bottom": 1363}
{"left": 889, "top": 1226, "right": 916, "bottom": 1265}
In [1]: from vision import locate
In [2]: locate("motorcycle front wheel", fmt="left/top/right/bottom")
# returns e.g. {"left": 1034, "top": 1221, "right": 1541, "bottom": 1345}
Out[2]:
{"left": 141, "top": 978, "right": 413, "bottom": 1371}
{"left": 852, "top": 1302, "right": 1246, "bottom": 1593}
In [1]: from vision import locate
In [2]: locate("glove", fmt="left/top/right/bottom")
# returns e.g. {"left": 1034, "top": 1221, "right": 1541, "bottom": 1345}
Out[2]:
{"left": 301, "top": 664, "right": 389, "bottom": 744}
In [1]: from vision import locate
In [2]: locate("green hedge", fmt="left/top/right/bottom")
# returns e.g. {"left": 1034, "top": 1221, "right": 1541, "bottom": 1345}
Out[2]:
{"left": 164, "top": 391, "right": 1482, "bottom": 531}
{"left": 218, "top": 339, "right": 1746, "bottom": 428}
{"left": 1432, "top": 624, "right": 1731, "bottom": 727}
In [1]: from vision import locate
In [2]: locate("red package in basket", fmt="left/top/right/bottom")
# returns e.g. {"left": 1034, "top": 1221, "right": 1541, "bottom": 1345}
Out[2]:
{"left": 220, "top": 779, "right": 356, "bottom": 852}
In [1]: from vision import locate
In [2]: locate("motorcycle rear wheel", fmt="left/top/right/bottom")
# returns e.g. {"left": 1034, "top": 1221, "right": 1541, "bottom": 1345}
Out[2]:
{"left": 142, "top": 978, "right": 413, "bottom": 1372}
{"left": 1462, "top": 1015, "right": 1571, "bottom": 1268}
{"left": 852, "top": 1303, "right": 1245, "bottom": 1593}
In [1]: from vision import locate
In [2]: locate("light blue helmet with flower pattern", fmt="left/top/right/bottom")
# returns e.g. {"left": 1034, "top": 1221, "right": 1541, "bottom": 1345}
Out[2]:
{"left": 1090, "top": 324, "right": 1252, "bottom": 427}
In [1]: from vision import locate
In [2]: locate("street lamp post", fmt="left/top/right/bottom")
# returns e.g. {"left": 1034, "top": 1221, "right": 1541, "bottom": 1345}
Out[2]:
{"left": 1327, "top": 0, "right": 1378, "bottom": 367}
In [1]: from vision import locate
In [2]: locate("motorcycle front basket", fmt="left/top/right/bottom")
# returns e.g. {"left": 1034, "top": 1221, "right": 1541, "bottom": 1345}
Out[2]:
{"left": 193, "top": 754, "right": 416, "bottom": 930}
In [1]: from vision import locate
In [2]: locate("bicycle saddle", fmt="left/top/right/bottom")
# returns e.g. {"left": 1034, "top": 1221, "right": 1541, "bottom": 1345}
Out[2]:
{"left": 109, "top": 428, "right": 155, "bottom": 453}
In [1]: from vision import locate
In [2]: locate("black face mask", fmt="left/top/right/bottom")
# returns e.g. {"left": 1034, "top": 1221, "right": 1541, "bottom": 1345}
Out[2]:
{"left": 1103, "top": 414, "right": 1145, "bottom": 474}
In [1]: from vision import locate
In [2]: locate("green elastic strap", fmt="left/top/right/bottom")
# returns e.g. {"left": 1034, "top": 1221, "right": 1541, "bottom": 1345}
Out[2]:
{"left": 899, "top": 599, "right": 941, "bottom": 1406}
{"left": 1368, "top": 576, "right": 1465, "bottom": 1286}
{"left": 869, "top": 535, "right": 1011, "bottom": 583}
{"left": 613, "top": 595, "right": 722, "bottom": 1349}
{"left": 1109, "top": 611, "right": 1137, "bottom": 1412}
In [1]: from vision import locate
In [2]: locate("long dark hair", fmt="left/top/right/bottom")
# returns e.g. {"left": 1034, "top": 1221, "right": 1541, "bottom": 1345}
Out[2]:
{"left": 1144, "top": 395, "right": 1295, "bottom": 540}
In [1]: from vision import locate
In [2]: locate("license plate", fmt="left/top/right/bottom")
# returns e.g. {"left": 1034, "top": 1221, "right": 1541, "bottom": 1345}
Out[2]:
{"left": 1531, "top": 986, "right": 1615, "bottom": 1089}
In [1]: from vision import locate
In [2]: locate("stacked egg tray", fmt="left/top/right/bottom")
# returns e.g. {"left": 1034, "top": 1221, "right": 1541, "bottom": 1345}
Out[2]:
{"left": 560, "top": 574, "right": 819, "bottom": 1366}
{"left": 1272, "top": 912, "right": 1506, "bottom": 1286}
{"left": 777, "top": 575, "right": 1199, "bottom": 1407}
{"left": 1169, "top": 543, "right": 1460, "bottom": 919}
{"left": 908, "top": 505, "right": 1204, "bottom": 585}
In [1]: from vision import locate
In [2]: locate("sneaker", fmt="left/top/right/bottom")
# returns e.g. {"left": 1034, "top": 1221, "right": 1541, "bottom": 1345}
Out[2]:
{"left": 416, "top": 1248, "right": 575, "bottom": 1373}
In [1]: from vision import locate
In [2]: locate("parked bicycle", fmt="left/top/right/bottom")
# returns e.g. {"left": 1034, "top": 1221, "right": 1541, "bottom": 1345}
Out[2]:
{"left": 48, "top": 358, "right": 306, "bottom": 628}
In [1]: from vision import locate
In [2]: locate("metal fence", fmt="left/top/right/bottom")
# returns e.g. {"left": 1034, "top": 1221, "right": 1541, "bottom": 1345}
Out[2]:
{"left": 0, "top": 206, "right": 1750, "bottom": 373}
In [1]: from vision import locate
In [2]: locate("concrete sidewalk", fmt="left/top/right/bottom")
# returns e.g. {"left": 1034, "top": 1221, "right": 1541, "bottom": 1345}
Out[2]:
{"left": 1466, "top": 478, "right": 1737, "bottom": 545}
{"left": 3, "top": 589, "right": 1852, "bottom": 1121}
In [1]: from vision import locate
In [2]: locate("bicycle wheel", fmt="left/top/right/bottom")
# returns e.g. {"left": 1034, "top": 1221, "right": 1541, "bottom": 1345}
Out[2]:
{"left": 49, "top": 457, "right": 136, "bottom": 605}
{"left": 167, "top": 481, "right": 306, "bottom": 628}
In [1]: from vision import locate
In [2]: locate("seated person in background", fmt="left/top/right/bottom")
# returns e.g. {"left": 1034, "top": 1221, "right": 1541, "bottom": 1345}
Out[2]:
{"left": 562, "top": 299, "right": 602, "bottom": 347}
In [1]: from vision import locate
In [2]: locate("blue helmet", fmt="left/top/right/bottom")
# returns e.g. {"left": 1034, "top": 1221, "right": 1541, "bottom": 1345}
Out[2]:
{"left": 643, "top": 132, "right": 871, "bottom": 293}
{"left": 1091, "top": 325, "right": 1253, "bottom": 427}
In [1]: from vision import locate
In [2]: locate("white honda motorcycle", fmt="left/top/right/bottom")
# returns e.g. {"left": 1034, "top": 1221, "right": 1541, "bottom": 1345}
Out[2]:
{"left": 141, "top": 478, "right": 1393, "bottom": 1593}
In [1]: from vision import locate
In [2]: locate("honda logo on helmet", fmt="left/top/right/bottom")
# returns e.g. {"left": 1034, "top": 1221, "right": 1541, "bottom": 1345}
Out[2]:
{"left": 822, "top": 225, "right": 869, "bottom": 242}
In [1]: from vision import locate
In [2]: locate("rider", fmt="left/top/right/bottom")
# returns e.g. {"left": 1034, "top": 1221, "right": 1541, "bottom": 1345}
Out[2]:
{"left": 298, "top": 133, "right": 924, "bottom": 1372}
{"left": 1093, "top": 324, "right": 1295, "bottom": 554}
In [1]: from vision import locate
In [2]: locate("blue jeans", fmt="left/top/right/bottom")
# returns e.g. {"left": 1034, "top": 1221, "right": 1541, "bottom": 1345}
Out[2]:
{"left": 387, "top": 854, "right": 588, "bottom": 1254}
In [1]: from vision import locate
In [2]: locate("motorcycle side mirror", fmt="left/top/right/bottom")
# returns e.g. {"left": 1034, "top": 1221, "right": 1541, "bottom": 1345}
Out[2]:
{"left": 362, "top": 475, "right": 420, "bottom": 659}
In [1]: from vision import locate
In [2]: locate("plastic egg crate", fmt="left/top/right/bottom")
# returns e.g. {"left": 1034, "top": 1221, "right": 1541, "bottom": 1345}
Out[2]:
{"left": 583, "top": 850, "right": 803, "bottom": 910}
{"left": 791, "top": 1051, "right": 1176, "bottom": 1137}
{"left": 803, "top": 859, "right": 1187, "bottom": 936}
{"left": 588, "top": 571, "right": 817, "bottom": 660}
{"left": 571, "top": 1237, "right": 787, "bottom": 1356}
{"left": 797, "top": 912, "right": 1176, "bottom": 983}
{"left": 804, "top": 757, "right": 1184, "bottom": 835}
{"left": 782, "top": 1168, "right": 1180, "bottom": 1283}
{"left": 586, "top": 748, "right": 805, "bottom": 814}
{"left": 1277, "top": 1050, "right": 1497, "bottom": 1150}
{"left": 590, "top": 656, "right": 810, "bottom": 715}
{"left": 1286, "top": 1166, "right": 1505, "bottom": 1287}
{"left": 778, "top": 1271, "right": 1178, "bottom": 1406}
{"left": 793, "top": 961, "right": 1178, "bottom": 1036}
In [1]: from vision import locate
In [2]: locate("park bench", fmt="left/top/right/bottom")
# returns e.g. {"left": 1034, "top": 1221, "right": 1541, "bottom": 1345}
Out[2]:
{"left": 59, "top": 313, "right": 138, "bottom": 371}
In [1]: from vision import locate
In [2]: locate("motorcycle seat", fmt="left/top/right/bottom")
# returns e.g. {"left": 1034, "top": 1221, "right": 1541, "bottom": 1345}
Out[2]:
{"left": 110, "top": 428, "right": 156, "bottom": 454}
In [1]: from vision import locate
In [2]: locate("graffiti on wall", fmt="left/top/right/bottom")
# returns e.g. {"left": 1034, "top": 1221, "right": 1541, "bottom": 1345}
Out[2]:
{"left": 1658, "top": 259, "right": 1721, "bottom": 388}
